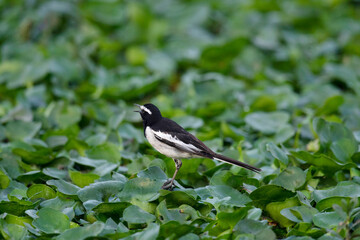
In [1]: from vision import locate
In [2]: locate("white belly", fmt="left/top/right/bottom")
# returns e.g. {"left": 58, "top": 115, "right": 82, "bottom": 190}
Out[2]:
{"left": 145, "top": 127, "right": 195, "bottom": 159}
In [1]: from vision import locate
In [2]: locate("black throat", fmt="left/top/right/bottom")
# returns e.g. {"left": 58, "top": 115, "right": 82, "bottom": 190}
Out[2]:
{"left": 139, "top": 103, "right": 163, "bottom": 136}
{"left": 142, "top": 115, "right": 162, "bottom": 137}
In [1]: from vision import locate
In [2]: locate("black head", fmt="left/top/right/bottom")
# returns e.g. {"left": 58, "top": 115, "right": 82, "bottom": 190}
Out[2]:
{"left": 134, "top": 103, "right": 162, "bottom": 126}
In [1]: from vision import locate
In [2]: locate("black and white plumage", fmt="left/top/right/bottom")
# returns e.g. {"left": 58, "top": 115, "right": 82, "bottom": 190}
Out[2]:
{"left": 135, "top": 103, "right": 261, "bottom": 190}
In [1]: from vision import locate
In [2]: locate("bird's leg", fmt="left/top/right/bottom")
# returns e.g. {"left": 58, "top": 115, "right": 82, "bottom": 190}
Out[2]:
{"left": 162, "top": 158, "right": 182, "bottom": 190}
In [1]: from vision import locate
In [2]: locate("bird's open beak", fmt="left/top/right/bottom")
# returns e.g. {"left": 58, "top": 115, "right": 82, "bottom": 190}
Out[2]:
{"left": 134, "top": 103, "right": 142, "bottom": 113}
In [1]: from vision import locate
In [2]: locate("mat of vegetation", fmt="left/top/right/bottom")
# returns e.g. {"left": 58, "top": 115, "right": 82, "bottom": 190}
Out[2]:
{"left": 1, "top": 0, "right": 360, "bottom": 239}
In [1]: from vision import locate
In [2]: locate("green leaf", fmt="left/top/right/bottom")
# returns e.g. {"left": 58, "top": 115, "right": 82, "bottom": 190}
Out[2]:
{"left": 179, "top": 233, "right": 200, "bottom": 240}
{"left": 123, "top": 205, "right": 156, "bottom": 224}
{"left": 132, "top": 223, "right": 160, "bottom": 239}
{"left": 0, "top": 200, "right": 38, "bottom": 216}
{"left": 12, "top": 147, "right": 54, "bottom": 165}
{"left": 70, "top": 156, "right": 118, "bottom": 176}
{"left": 313, "top": 181, "right": 360, "bottom": 202}
{"left": 56, "top": 222, "right": 105, "bottom": 240}
{"left": 137, "top": 166, "right": 168, "bottom": 181}
{"left": 195, "top": 185, "right": 251, "bottom": 209}
{"left": 199, "top": 38, "right": 247, "bottom": 72}
{"left": 159, "top": 190, "right": 202, "bottom": 210}
{"left": 93, "top": 202, "right": 131, "bottom": 220}
{"left": 266, "top": 142, "right": 288, "bottom": 165}
{"left": 265, "top": 197, "right": 299, "bottom": 227}
{"left": 249, "top": 185, "right": 296, "bottom": 209}
{"left": 5, "top": 121, "right": 41, "bottom": 141}
{"left": 158, "top": 221, "right": 195, "bottom": 239}
{"left": 324, "top": 64, "right": 360, "bottom": 96}
{"left": 52, "top": 103, "right": 82, "bottom": 129}
{"left": 316, "top": 197, "right": 349, "bottom": 212}
{"left": 85, "top": 133, "right": 107, "bottom": 146}
{"left": 40, "top": 197, "right": 76, "bottom": 212}
{"left": 291, "top": 151, "right": 355, "bottom": 174}
{"left": 47, "top": 179, "right": 80, "bottom": 196}
{"left": 0, "top": 151, "right": 22, "bottom": 179}
{"left": 234, "top": 219, "right": 276, "bottom": 239}
{"left": 280, "top": 205, "right": 318, "bottom": 223}
{"left": 245, "top": 111, "right": 290, "bottom": 134}
{"left": 315, "top": 95, "right": 344, "bottom": 116}
{"left": 274, "top": 125, "right": 295, "bottom": 144}
{"left": 126, "top": 46, "right": 147, "bottom": 65}
{"left": 287, "top": 222, "right": 326, "bottom": 239}
{"left": 77, "top": 181, "right": 124, "bottom": 202}
{"left": 1, "top": 0, "right": 360, "bottom": 237}
{"left": 5, "top": 214, "right": 33, "bottom": 226}
{"left": 313, "top": 212, "right": 346, "bottom": 229}
{"left": 0, "top": 223, "right": 27, "bottom": 240}
{"left": 46, "top": 136, "right": 68, "bottom": 149}
{"left": 27, "top": 184, "right": 56, "bottom": 200}
{"left": 331, "top": 138, "right": 358, "bottom": 164}
{"left": 171, "top": 116, "right": 204, "bottom": 129}
{"left": 69, "top": 170, "right": 100, "bottom": 188}
{"left": 82, "top": 0, "right": 125, "bottom": 25}
{"left": 86, "top": 142, "right": 121, "bottom": 163}
{"left": 118, "top": 177, "right": 164, "bottom": 202}
{"left": 146, "top": 52, "right": 175, "bottom": 76}
{"left": 178, "top": 205, "right": 202, "bottom": 222}
{"left": 0, "top": 169, "right": 10, "bottom": 189}
{"left": 118, "top": 123, "right": 144, "bottom": 143}
{"left": 160, "top": 190, "right": 212, "bottom": 216}
{"left": 217, "top": 208, "right": 250, "bottom": 229}
{"left": 33, "top": 208, "right": 70, "bottom": 234}
{"left": 119, "top": 76, "right": 162, "bottom": 100}
{"left": 272, "top": 167, "right": 306, "bottom": 191}
{"left": 313, "top": 118, "right": 357, "bottom": 163}
{"left": 220, "top": 122, "right": 245, "bottom": 141}
{"left": 250, "top": 95, "right": 277, "bottom": 112}
{"left": 43, "top": 167, "right": 68, "bottom": 179}
{"left": 156, "top": 200, "right": 187, "bottom": 224}
{"left": 16, "top": 170, "right": 50, "bottom": 184}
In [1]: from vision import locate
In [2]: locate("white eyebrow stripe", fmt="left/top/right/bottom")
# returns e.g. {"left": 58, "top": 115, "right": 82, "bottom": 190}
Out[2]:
{"left": 141, "top": 106, "right": 152, "bottom": 115}
{"left": 154, "top": 131, "right": 201, "bottom": 153}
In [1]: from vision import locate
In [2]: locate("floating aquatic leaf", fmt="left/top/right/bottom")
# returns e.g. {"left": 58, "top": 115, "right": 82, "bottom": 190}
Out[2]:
{"left": 33, "top": 208, "right": 70, "bottom": 234}
{"left": 245, "top": 112, "right": 290, "bottom": 134}
{"left": 123, "top": 205, "right": 156, "bottom": 224}
{"left": 250, "top": 185, "right": 296, "bottom": 209}
{"left": 272, "top": 167, "right": 306, "bottom": 191}
{"left": 47, "top": 179, "right": 80, "bottom": 196}
{"left": 69, "top": 170, "right": 100, "bottom": 188}
{"left": 196, "top": 185, "right": 251, "bottom": 209}
{"left": 27, "top": 184, "right": 56, "bottom": 200}
{"left": 1, "top": 1, "right": 360, "bottom": 239}
{"left": 77, "top": 181, "right": 124, "bottom": 202}
{"left": 118, "top": 177, "right": 164, "bottom": 202}
{"left": 56, "top": 222, "right": 105, "bottom": 240}
{"left": 5, "top": 121, "right": 41, "bottom": 141}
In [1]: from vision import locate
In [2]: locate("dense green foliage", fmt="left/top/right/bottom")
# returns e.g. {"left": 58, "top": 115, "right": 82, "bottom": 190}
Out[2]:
{"left": 1, "top": 0, "right": 360, "bottom": 239}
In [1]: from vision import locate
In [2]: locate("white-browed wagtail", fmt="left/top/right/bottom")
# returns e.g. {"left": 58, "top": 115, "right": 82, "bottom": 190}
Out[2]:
{"left": 135, "top": 103, "right": 261, "bottom": 190}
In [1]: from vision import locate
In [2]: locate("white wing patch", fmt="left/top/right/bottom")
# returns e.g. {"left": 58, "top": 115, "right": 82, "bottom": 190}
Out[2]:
{"left": 140, "top": 106, "right": 152, "bottom": 115}
{"left": 145, "top": 127, "right": 200, "bottom": 158}
{"left": 153, "top": 130, "right": 200, "bottom": 153}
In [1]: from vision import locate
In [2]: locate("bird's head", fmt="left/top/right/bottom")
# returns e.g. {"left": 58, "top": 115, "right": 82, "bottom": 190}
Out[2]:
{"left": 134, "top": 103, "right": 162, "bottom": 125}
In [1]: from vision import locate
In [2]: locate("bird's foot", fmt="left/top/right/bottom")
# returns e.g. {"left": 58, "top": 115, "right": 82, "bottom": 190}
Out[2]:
{"left": 162, "top": 179, "right": 175, "bottom": 190}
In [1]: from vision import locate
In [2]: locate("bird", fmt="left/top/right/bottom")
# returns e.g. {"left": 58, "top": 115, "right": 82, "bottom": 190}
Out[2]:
{"left": 135, "top": 103, "right": 261, "bottom": 190}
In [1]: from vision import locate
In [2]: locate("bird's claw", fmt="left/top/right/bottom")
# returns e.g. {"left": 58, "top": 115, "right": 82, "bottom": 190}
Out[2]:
{"left": 162, "top": 179, "right": 175, "bottom": 190}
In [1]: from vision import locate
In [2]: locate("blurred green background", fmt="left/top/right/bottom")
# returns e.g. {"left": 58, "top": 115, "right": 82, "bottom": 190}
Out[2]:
{"left": 1, "top": 0, "right": 360, "bottom": 239}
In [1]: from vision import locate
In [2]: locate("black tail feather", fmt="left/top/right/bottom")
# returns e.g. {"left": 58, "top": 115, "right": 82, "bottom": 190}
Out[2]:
{"left": 213, "top": 153, "right": 261, "bottom": 173}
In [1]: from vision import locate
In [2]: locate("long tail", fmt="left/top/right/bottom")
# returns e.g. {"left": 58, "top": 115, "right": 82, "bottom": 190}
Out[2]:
{"left": 213, "top": 153, "right": 261, "bottom": 173}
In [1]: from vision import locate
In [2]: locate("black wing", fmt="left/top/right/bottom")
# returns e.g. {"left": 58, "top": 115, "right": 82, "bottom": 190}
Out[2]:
{"left": 152, "top": 118, "right": 261, "bottom": 173}
{"left": 151, "top": 118, "right": 214, "bottom": 158}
